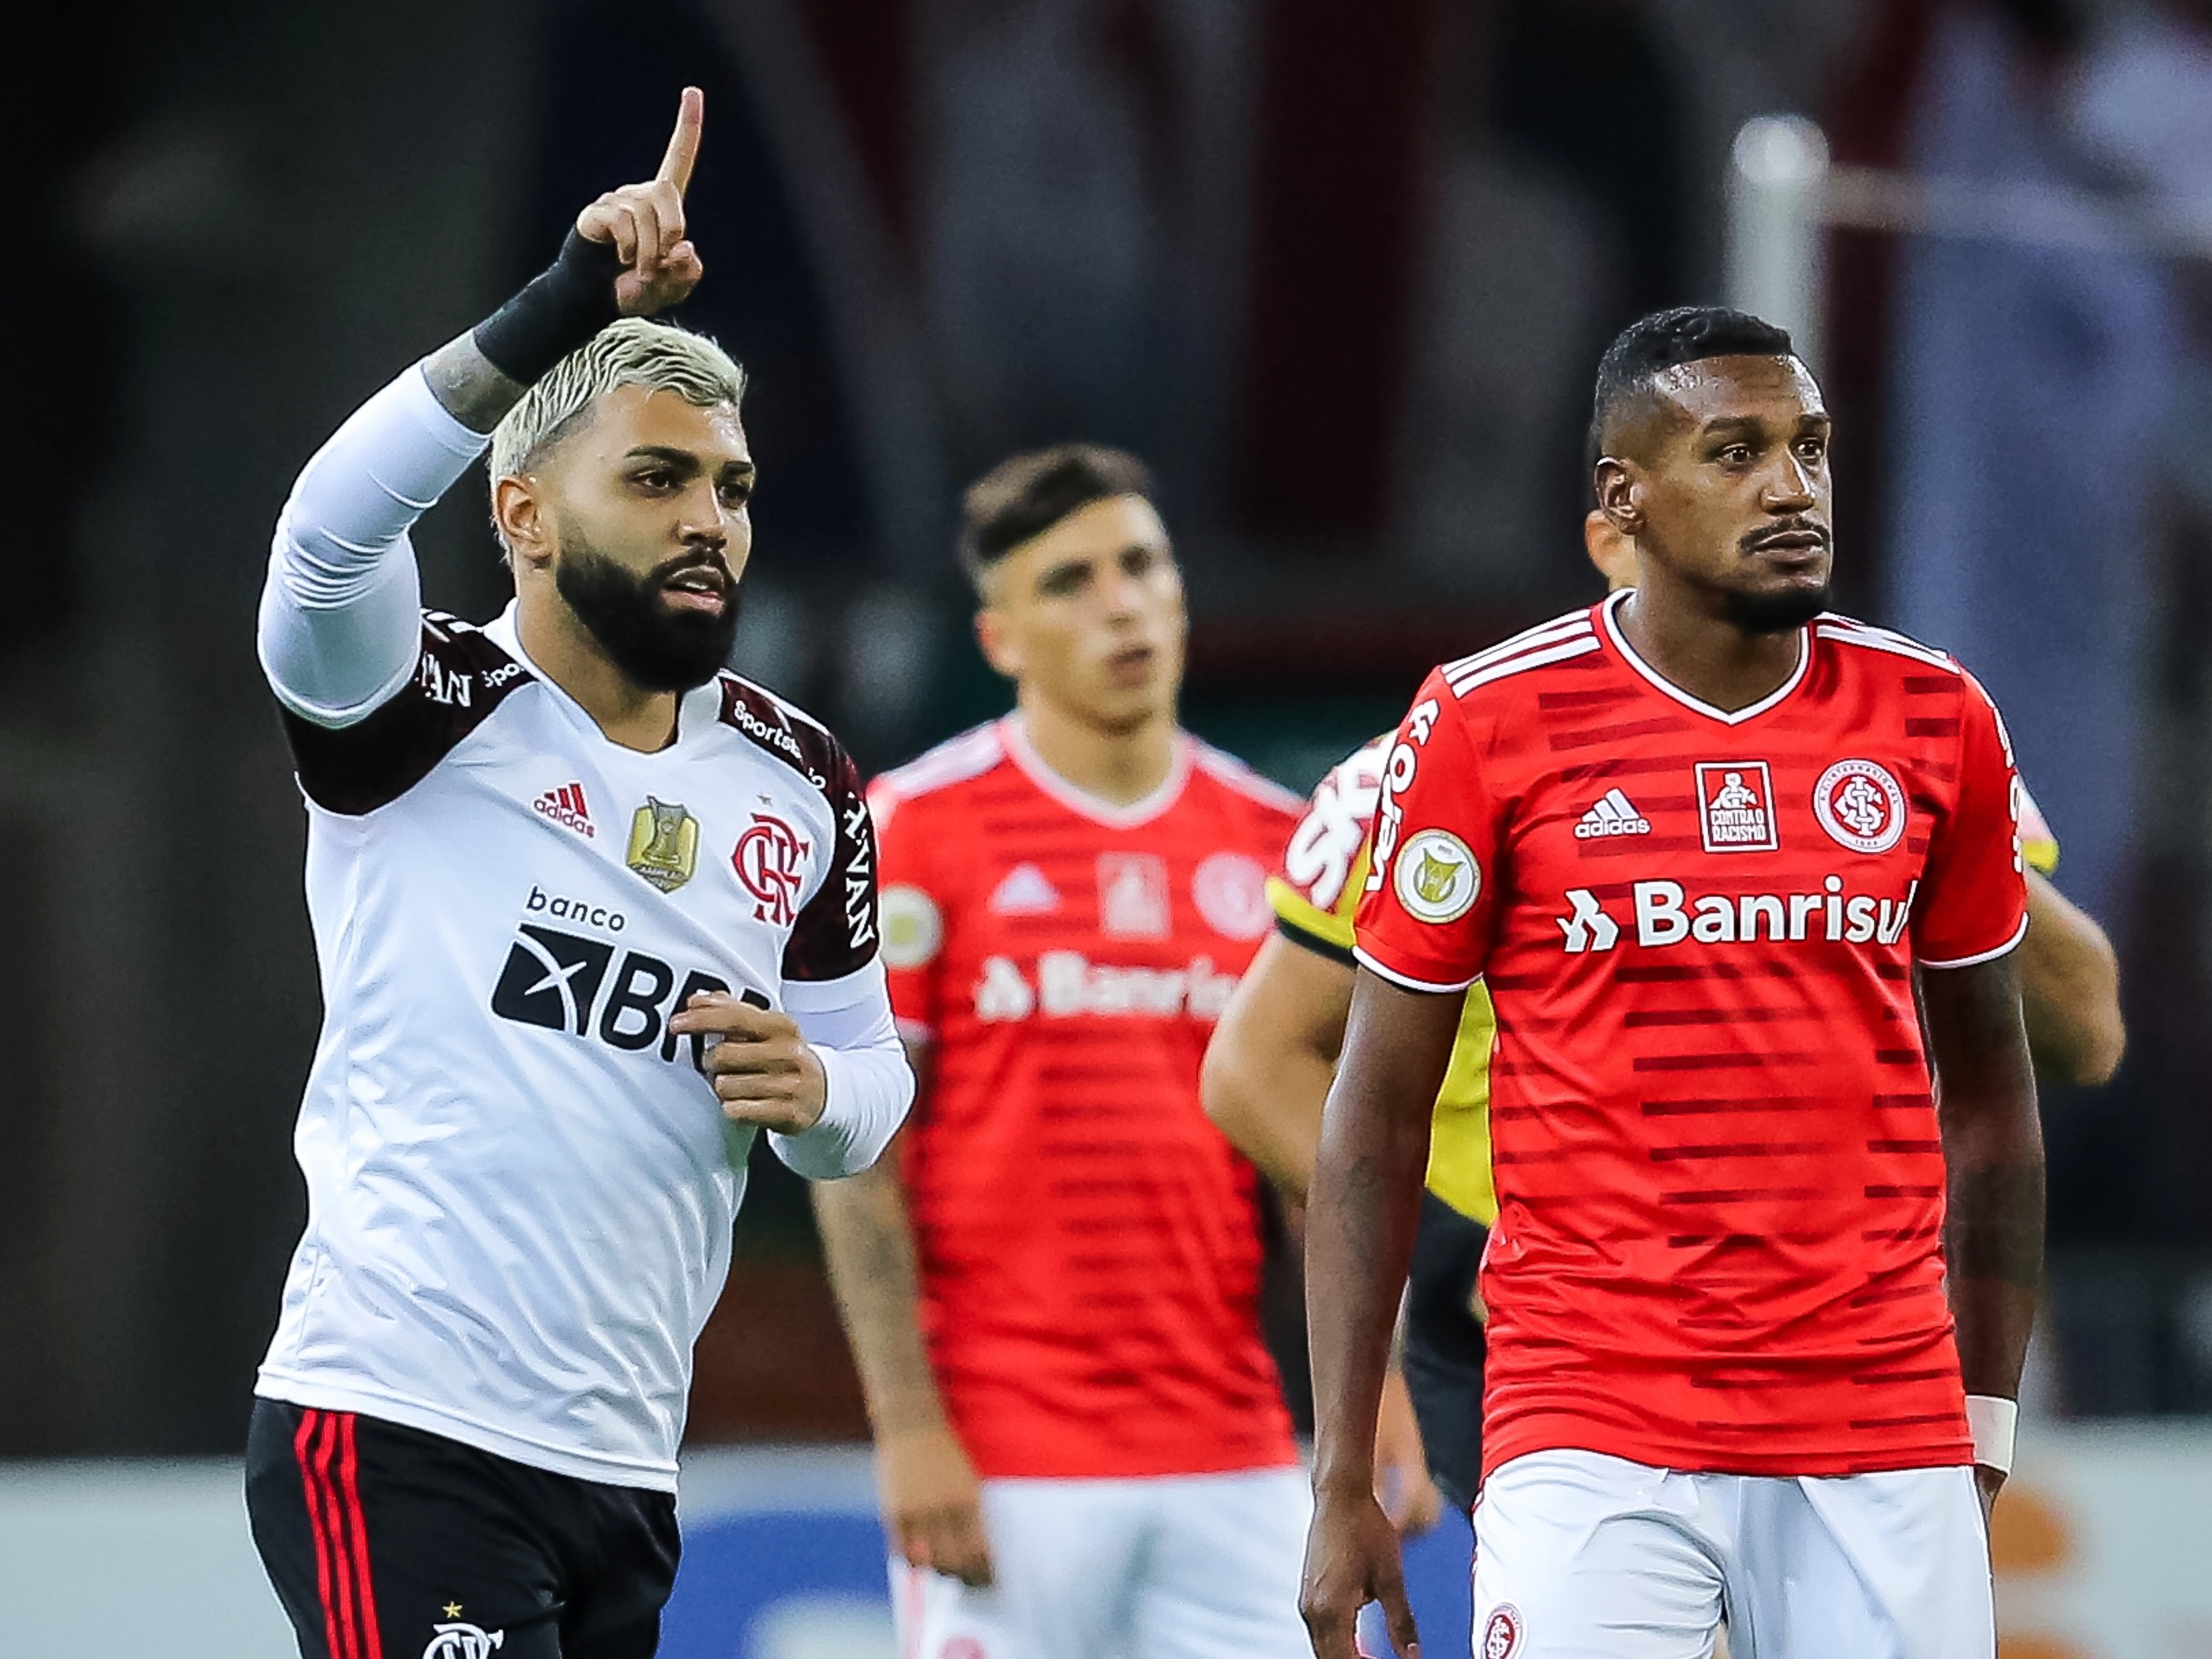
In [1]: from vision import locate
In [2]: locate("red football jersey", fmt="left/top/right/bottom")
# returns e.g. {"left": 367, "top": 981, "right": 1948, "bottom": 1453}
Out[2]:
{"left": 1355, "top": 593, "right": 2029, "bottom": 1480}
{"left": 870, "top": 717, "right": 1303, "bottom": 1480}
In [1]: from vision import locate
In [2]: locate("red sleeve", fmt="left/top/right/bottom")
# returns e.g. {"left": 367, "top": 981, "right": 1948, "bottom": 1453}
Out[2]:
{"left": 869, "top": 781, "right": 946, "bottom": 1041}
{"left": 1912, "top": 672, "right": 2030, "bottom": 969}
{"left": 1352, "top": 673, "right": 1502, "bottom": 992}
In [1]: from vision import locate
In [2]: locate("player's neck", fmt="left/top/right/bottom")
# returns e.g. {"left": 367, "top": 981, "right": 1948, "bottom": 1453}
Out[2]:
{"left": 1617, "top": 587, "right": 1803, "bottom": 714}
{"left": 516, "top": 595, "right": 682, "bottom": 751}
{"left": 1015, "top": 691, "right": 1178, "bottom": 807}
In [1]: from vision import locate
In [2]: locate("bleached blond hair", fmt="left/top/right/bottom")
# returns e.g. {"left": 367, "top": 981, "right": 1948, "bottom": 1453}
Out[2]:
{"left": 489, "top": 316, "right": 747, "bottom": 486}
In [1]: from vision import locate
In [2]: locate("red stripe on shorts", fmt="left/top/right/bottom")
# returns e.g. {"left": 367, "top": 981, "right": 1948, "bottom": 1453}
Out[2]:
{"left": 335, "top": 1413, "right": 385, "bottom": 1659}
{"left": 293, "top": 1409, "right": 356, "bottom": 1659}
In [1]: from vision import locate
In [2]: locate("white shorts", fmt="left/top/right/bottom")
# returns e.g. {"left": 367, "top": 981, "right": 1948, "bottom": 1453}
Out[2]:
{"left": 890, "top": 1466, "right": 1311, "bottom": 1659}
{"left": 1471, "top": 1450, "right": 1993, "bottom": 1659}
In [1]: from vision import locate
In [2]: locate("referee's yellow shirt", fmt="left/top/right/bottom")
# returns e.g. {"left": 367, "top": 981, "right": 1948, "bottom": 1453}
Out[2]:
{"left": 1268, "top": 736, "right": 1497, "bottom": 1228}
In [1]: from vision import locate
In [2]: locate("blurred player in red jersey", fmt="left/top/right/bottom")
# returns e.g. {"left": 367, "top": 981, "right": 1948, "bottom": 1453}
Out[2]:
{"left": 1300, "top": 307, "right": 2045, "bottom": 1659}
{"left": 813, "top": 447, "right": 1314, "bottom": 1659}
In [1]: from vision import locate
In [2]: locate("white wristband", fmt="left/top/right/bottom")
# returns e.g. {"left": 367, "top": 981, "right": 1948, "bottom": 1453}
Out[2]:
{"left": 1965, "top": 1394, "right": 2018, "bottom": 1474}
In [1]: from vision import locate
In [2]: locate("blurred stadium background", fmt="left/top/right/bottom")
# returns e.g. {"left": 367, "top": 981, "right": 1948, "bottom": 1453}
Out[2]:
{"left": 5, "top": 0, "right": 2212, "bottom": 1653}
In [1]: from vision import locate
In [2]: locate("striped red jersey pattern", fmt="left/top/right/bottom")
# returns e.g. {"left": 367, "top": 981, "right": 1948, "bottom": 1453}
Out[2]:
{"left": 1356, "top": 593, "right": 2029, "bottom": 1480}
{"left": 871, "top": 717, "right": 1302, "bottom": 1480}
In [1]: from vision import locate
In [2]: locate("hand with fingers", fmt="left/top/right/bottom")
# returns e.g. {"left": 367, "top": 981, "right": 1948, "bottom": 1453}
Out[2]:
{"left": 668, "top": 993, "right": 827, "bottom": 1134}
{"left": 1301, "top": 1485, "right": 1421, "bottom": 1659}
{"left": 878, "top": 1424, "right": 996, "bottom": 1588}
{"left": 577, "top": 85, "right": 707, "bottom": 316}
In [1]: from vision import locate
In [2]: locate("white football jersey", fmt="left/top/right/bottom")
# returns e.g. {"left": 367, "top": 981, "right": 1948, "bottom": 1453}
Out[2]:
{"left": 256, "top": 602, "right": 891, "bottom": 1490}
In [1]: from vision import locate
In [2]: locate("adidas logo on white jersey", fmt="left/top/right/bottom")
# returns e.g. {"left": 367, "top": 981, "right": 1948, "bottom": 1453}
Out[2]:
{"left": 990, "top": 862, "right": 1061, "bottom": 915}
{"left": 1573, "top": 788, "right": 1651, "bottom": 839}
{"left": 533, "top": 781, "right": 595, "bottom": 839}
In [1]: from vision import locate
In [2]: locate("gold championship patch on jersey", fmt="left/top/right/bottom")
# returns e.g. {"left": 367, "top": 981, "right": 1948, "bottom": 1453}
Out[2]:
{"left": 627, "top": 797, "right": 700, "bottom": 893}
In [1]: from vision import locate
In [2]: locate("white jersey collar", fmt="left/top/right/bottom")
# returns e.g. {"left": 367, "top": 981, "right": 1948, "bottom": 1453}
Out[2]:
{"left": 1001, "top": 713, "right": 1192, "bottom": 830}
{"left": 486, "top": 602, "right": 722, "bottom": 753}
{"left": 1598, "top": 588, "right": 1811, "bottom": 727}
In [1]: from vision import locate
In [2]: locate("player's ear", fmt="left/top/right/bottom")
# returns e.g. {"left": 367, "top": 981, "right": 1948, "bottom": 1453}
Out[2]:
{"left": 1595, "top": 457, "right": 1642, "bottom": 535}
{"left": 494, "top": 474, "right": 555, "bottom": 573}
{"left": 974, "top": 606, "right": 1023, "bottom": 681}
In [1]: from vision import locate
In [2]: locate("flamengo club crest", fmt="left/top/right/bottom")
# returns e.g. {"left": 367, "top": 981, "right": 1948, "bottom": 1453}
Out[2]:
{"left": 423, "top": 1621, "right": 503, "bottom": 1659}
{"left": 626, "top": 797, "right": 700, "bottom": 893}
{"left": 731, "top": 811, "right": 811, "bottom": 925}
{"left": 1696, "top": 761, "right": 1779, "bottom": 854}
{"left": 1813, "top": 757, "right": 1909, "bottom": 854}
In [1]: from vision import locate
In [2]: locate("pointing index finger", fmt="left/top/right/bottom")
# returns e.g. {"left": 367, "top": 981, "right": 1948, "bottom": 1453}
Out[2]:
{"left": 657, "top": 86, "right": 704, "bottom": 194}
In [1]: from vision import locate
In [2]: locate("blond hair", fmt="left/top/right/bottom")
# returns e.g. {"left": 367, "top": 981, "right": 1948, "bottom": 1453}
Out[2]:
{"left": 489, "top": 316, "right": 747, "bottom": 484}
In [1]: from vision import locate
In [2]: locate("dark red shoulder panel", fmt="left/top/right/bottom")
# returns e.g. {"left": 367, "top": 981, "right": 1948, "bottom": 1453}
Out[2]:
{"left": 280, "top": 613, "right": 533, "bottom": 815}
{"left": 717, "top": 678, "right": 880, "bottom": 982}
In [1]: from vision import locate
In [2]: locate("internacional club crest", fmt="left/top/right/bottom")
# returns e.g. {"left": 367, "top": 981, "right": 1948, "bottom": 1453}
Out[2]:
{"left": 1392, "top": 829, "right": 1480, "bottom": 924}
{"left": 626, "top": 797, "right": 700, "bottom": 893}
{"left": 1813, "top": 758, "right": 1908, "bottom": 855}
{"left": 1481, "top": 1604, "right": 1524, "bottom": 1659}
{"left": 1192, "top": 851, "right": 1271, "bottom": 940}
{"left": 730, "top": 811, "right": 811, "bottom": 925}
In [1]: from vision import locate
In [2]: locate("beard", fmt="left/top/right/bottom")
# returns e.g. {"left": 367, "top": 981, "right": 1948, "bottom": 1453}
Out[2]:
{"left": 554, "top": 535, "right": 741, "bottom": 692}
{"left": 1721, "top": 580, "right": 1832, "bottom": 634}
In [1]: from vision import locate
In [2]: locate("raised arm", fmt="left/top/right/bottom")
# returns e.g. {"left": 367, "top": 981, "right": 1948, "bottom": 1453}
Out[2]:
{"left": 1300, "top": 970, "right": 1461, "bottom": 1659}
{"left": 2019, "top": 868, "right": 2125, "bottom": 1086}
{"left": 1921, "top": 951, "right": 2043, "bottom": 1516}
{"left": 258, "top": 89, "right": 706, "bottom": 727}
{"left": 810, "top": 1050, "right": 996, "bottom": 1590}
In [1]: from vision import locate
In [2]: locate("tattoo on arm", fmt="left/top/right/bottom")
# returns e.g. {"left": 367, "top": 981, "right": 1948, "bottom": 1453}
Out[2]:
{"left": 422, "top": 332, "right": 530, "bottom": 436}
{"left": 812, "top": 1158, "right": 951, "bottom": 1437}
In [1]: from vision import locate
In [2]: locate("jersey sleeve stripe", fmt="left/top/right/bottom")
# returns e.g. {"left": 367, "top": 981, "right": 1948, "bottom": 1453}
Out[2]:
{"left": 1277, "top": 914, "right": 1356, "bottom": 966}
{"left": 874, "top": 722, "right": 1006, "bottom": 800}
{"left": 1813, "top": 624, "right": 1960, "bottom": 674}
{"left": 1447, "top": 635, "right": 1602, "bottom": 697}
{"left": 1916, "top": 915, "right": 2029, "bottom": 970}
{"left": 1268, "top": 874, "right": 1356, "bottom": 950}
{"left": 1192, "top": 743, "right": 1306, "bottom": 813}
{"left": 1354, "top": 946, "right": 1480, "bottom": 994}
{"left": 1441, "top": 611, "right": 1594, "bottom": 678}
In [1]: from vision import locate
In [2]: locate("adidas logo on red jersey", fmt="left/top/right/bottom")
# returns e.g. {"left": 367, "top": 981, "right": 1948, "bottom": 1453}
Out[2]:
{"left": 534, "top": 782, "right": 595, "bottom": 839}
{"left": 1573, "top": 788, "right": 1651, "bottom": 839}
{"left": 989, "top": 863, "right": 1060, "bottom": 915}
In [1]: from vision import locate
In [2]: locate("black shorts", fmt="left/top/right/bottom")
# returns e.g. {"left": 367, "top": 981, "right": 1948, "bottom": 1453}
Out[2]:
{"left": 245, "top": 1398, "right": 680, "bottom": 1659}
{"left": 1403, "top": 1190, "right": 1489, "bottom": 1513}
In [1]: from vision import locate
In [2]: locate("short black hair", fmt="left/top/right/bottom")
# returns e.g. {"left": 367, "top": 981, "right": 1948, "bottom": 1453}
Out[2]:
{"left": 1591, "top": 306, "right": 1797, "bottom": 462}
{"left": 958, "top": 443, "right": 1156, "bottom": 593}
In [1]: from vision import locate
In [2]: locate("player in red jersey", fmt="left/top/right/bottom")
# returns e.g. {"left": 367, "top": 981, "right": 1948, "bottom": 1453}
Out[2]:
{"left": 1299, "top": 308, "right": 2043, "bottom": 1659}
{"left": 813, "top": 446, "right": 1313, "bottom": 1659}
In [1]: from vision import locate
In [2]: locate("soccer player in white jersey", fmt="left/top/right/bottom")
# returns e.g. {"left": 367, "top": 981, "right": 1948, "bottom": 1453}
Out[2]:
{"left": 241, "top": 91, "right": 913, "bottom": 1659}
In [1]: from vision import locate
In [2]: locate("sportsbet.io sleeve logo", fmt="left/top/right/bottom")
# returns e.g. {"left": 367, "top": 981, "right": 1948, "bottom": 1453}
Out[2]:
{"left": 1392, "top": 828, "right": 1480, "bottom": 924}
{"left": 1813, "top": 758, "right": 1908, "bottom": 855}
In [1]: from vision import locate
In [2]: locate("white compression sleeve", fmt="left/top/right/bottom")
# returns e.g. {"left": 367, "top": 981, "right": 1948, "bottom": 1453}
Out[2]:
{"left": 257, "top": 363, "right": 490, "bottom": 727}
{"left": 773, "top": 962, "right": 916, "bottom": 1181}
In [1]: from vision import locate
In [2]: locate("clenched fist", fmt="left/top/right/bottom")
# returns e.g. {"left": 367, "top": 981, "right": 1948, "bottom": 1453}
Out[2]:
{"left": 668, "top": 991, "right": 827, "bottom": 1134}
